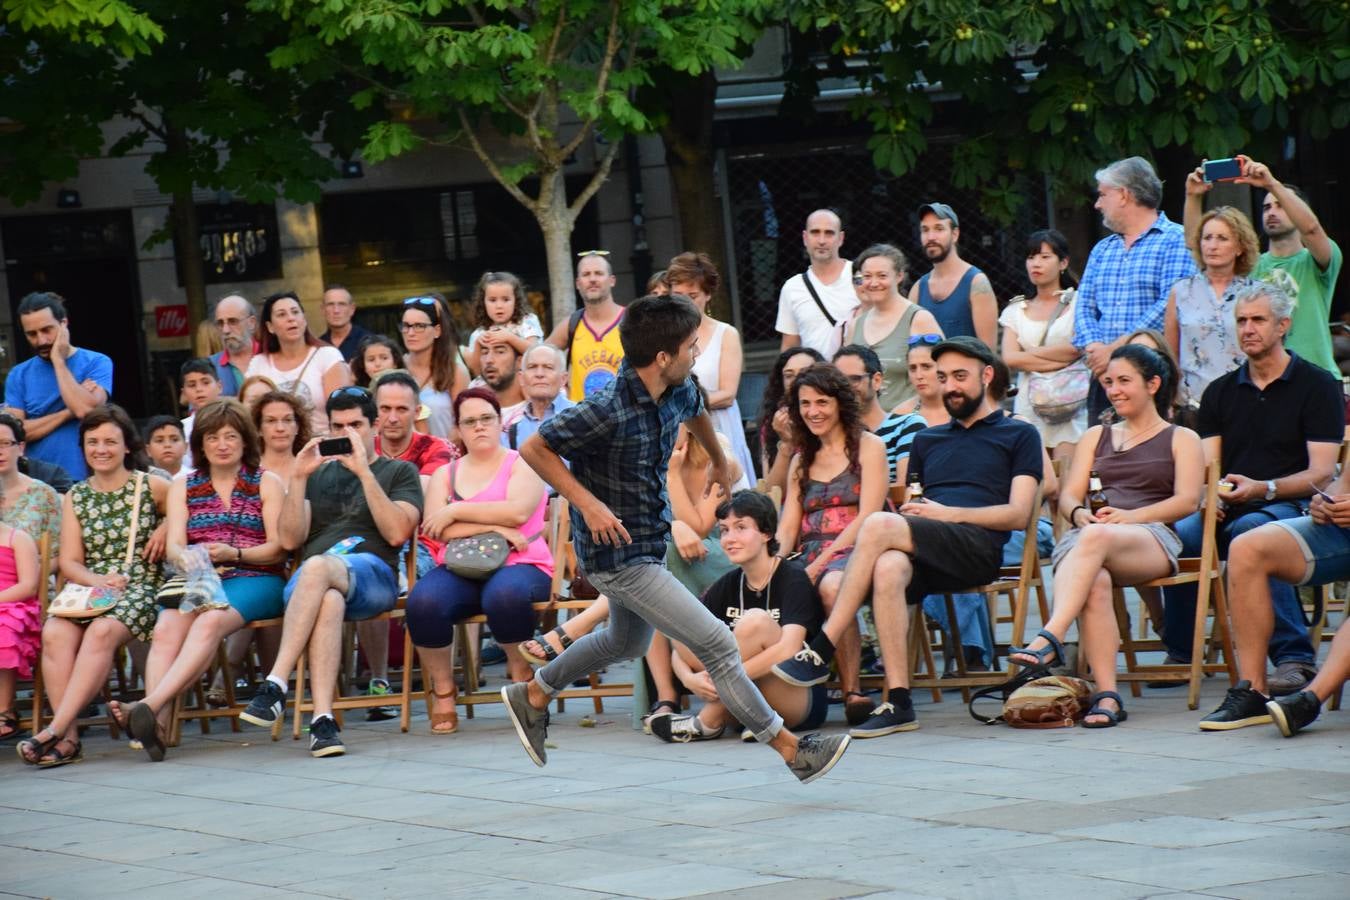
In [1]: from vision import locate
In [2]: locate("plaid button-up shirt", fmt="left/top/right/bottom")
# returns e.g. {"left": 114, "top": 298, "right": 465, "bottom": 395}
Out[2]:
{"left": 1072, "top": 211, "right": 1197, "bottom": 348}
{"left": 538, "top": 360, "right": 703, "bottom": 572}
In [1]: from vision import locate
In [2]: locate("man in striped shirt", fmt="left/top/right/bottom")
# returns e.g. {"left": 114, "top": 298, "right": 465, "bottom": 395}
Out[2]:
{"left": 1073, "top": 156, "right": 1197, "bottom": 421}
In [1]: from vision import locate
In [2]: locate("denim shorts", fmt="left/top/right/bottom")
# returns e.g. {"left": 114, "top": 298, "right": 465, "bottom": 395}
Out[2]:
{"left": 283, "top": 551, "right": 399, "bottom": 621}
{"left": 1271, "top": 516, "right": 1350, "bottom": 586}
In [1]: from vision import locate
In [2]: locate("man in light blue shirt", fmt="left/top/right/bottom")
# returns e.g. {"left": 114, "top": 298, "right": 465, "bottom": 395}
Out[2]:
{"left": 502, "top": 343, "right": 574, "bottom": 452}
{"left": 1073, "top": 157, "right": 1197, "bottom": 421}
{"left": 3, "top": 292, "right": 113, "bottom": 479}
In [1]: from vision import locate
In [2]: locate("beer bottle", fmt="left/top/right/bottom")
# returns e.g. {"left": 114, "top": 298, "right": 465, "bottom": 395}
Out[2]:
{"left": 907, "top": 472, "right": 925, "bottom": 503}
{"left": 1087, "top": 470, "right": 1108, "bottom": 515}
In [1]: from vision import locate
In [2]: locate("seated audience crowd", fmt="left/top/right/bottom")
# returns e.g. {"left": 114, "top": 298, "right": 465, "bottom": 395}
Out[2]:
{"left": 8, "top": 149, "right": 1350, "bottom": 773}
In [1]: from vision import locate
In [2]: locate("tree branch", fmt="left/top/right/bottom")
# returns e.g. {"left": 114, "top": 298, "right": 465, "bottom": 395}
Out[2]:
{"left": 130, "top": 109, "right": 167, "bottom": 141}
{"left": 465, "top": 3, "right": 487, "bottom": 29}
{"left": 559, "top": 1, "right": 623, "bottom": 161}
{"left": 457, "top": 106, "right": 537, "bottom": 213}
{"left": 568, "top": 135, "right": 621, "bottom": 218}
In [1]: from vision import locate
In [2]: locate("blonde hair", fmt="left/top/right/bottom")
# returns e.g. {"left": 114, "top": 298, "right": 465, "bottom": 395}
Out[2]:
{"left": 1196, "top": 206, "right": 1260, "bottom": 276}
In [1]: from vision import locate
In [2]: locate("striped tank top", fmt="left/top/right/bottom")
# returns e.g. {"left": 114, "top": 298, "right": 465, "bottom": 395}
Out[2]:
{"left": 185, "top": 466, "right": 282, "bottom": 578}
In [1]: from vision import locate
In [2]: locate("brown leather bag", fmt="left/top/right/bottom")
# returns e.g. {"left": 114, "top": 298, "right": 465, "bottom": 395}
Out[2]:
{"left": 969, "top": 667, "right": 1093, "bottom": 729}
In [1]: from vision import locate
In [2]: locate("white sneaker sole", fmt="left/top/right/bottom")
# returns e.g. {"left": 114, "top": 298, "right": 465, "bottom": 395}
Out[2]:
{"left": 238, "top": 706, "right": 281, "bottom": 729}
{"left": 310, "top": 743, "right": 346, "bottom": 758}
{"left": 1266, "top": 700, "right": 1298, "bottom": 738}
{"left": 1198, "top": 713, "right": 1271, "bottom": 731}
{"left": 795, "top": 734, "right": 852, "bottom": 785}
{"left": 501, "top": 685, "right": 546, "bottom": 767}
{"left": 849, "top": 720, "right": 920, "bottom": 739}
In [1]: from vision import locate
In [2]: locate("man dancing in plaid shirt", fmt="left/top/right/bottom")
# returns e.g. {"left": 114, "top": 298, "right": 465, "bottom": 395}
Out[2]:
{"left": 508, "top": 293, "right": 851, "bottom": 784}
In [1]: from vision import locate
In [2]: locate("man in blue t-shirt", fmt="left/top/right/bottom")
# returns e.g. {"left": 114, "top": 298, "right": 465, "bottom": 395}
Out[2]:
{"left": 775, "top": 337, "right": 1043, "bottom": 738}
{"left": 3, "top": 292, "right": 113, "bottom": 480}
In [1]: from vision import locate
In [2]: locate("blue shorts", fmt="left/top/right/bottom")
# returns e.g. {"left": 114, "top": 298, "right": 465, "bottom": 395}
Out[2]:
{"left": 1271, "top": 516, "right": 1350, "bottom": 586}
{"left": 223, "top": 574, "right": 285, "bottom": 623}
{"left": 283, "top": 552, "right": 398, "bottom": 621}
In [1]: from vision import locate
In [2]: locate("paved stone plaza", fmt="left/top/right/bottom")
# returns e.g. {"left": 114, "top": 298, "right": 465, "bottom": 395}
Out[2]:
{"left": 4, "top": 666, "right": 1349, "bottom": 900}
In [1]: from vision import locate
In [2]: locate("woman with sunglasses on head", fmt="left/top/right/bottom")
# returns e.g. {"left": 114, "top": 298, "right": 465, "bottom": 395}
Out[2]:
{"left": 844, "top": 244, "right": 942, "bottom": 411}
{"left": 401, "top": 295, "right": 469, "bottom": 439}
{"left": 245, "top": 291, "right": 350, "bottom": 437}
{"left": 892, "top": 334, "right": 947, "bottom": 424}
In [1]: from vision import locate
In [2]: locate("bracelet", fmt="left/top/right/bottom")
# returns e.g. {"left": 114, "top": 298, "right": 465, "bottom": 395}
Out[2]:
{"left": 1071, "top": 506, "right": 1088, "bottom": 527}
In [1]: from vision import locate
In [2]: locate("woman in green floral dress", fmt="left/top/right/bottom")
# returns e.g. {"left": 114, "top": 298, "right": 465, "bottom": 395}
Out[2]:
{"left": 17, "top": 405, "right": 168, "bottom": 768}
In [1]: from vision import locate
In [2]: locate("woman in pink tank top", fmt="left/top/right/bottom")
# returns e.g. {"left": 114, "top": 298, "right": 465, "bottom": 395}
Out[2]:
{"left": 406, "top": 388, "right": 554, "bottom": 735}
{"left": 1009, "top": 345, "right": 1204, "bottom": 728}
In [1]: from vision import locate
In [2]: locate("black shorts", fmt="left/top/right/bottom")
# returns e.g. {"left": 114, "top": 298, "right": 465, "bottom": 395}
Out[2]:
{"left": 903, "top": 517, "right": 1003, "bottom": 605}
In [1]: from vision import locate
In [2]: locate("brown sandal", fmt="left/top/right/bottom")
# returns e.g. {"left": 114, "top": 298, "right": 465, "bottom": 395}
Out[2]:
{"left": 0, "top": 708, "right": 19, "bottom": 742}
{"left": 38, "top": 736, "right": 83, "bottom": 768}
{"left": 428, "top": 687, "right": 458, "bottom": 735}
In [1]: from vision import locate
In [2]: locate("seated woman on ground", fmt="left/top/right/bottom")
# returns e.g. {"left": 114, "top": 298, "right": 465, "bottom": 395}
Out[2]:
{"left": 651, "top": 490, "right": 828, "bottom": 743}
{"left": 18, "top": 405, "right": 169, "bottom": 768}
{"left": 776, "top": 363, "right": 887, "bottom": 725}
{"left": 1008, "top": 344, "right": 1203, "bottom": 728}
{"left": 118, "top": 399, "right": 287, "bottom": 760}
{"left": 407, "top": 387, "right": 553, "bottom": 734}
{"left": 759, "top": 347, "right": 826, "bottom": 495}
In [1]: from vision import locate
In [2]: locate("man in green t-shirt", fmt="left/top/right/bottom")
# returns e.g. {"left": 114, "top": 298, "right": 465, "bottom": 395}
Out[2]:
{"left": 1187, "top": 156, "right": 1342, "bottom": 376}
{"left": 239, "top": 386, "right": 423, "bottom": 758}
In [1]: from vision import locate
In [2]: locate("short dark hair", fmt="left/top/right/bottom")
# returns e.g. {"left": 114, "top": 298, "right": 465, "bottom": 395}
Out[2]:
{"left": 1024, "top": 228, "right": 1079, "bottom": 290}
{"left": 715, "top": 489, "right": 780, "bottom": 556}
{"left": 325, "top": 386, "right": 376, "bottom": 425}
{"left": 0, "top": 412, "right": 26, "bottom": 445}
{"left": 190, "top": 399, "right": 261, "bottom": 472}
{"left": 373, "top": 369, "right": 420, "bottom": 400}
{"left": 179, "top": 357, "right": 219, "bottom": 385}
{"left": 143, "top": 415, "right": 184, "bottom": 442}
{"left": 79, "top": 404, "right": 148, "bottom": 472}
{"left": 833, "top": 343, "right": 882, "bottom": 376}
{"left": 619, "top": 294, "right": 703, "bottom": 368}
{"left": 17, "top": 291, "right": 67, "bottom": 322}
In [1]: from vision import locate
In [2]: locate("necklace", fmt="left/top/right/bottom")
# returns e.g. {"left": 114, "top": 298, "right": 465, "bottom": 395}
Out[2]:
{"left": 1113, "top": 419, "right": 1166, "bottom": 453}
{"left": 738, "top": 556, "right": 779, "bottom": 617}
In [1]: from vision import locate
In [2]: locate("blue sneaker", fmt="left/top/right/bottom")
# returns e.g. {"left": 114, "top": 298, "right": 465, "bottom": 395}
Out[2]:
{"left": 772, "top": 643, "right": 830, "bottom": 687}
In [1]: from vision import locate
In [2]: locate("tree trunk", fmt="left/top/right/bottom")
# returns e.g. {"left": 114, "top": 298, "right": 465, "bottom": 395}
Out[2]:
{"left": 536, "top": 168, "right": 576, "bottom": 329}
{"left": 659, "top": 70, "right": 731, "bottom": 321}
{"left": 170, "top": 187, "right": 207, "bottom": 332}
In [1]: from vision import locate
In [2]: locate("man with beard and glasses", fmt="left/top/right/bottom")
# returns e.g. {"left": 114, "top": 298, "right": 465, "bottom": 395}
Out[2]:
{"left": 546, "top": 251, "right": 626, "bottom": 401}
{"left": 1074, "top": 157, "right": 1196, "bottom": 421}
{"left": 777, "top": 209, "right": 858, "bottom": 356}
{"left": 773, "top": 336, "right": 1043, "bottom": 738}
{"left": 209, "top": 294, "right": 259, "bottom": 396}
{"left": 3, "top": 292, "right": 112, "bottom": 480}
{"left": 1183, "top": 155, "right": 1341, "bottom": 377}
{"left": 909, "top": 203, "right": 998, "bottom": 350}
{"left": 478, "top": 338, "right": 525, "bottom": 418}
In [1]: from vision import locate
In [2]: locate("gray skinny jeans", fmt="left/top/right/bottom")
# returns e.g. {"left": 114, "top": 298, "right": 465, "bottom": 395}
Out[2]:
{"left": 535, "top": 561, "right": 785, "bottom": 742}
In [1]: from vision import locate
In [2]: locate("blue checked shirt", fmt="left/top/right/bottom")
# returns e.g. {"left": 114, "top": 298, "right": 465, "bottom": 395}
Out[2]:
{"left": 537, "top": 360, "right": 704, "bottom": 572}
{"left": 1072, "top": 211, "right": 1196, "bottom": 348}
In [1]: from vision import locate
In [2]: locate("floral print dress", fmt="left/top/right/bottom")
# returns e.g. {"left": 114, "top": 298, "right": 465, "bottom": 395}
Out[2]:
{"left": 0, "top": 479, "right": 62, "bottom": 677}
{"left": 70, "top": 474, "right": 163, "bottom": 641}
{"left": 797, "top": 466, "right": 862, "bottom": 578}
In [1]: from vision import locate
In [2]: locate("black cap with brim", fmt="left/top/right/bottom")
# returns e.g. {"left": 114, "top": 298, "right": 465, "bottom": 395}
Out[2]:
{"left": 930, "top": 336, "right": 998, "bottom": 369}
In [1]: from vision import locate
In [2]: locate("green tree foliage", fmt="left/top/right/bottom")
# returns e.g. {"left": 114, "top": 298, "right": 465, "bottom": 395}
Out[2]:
{"left": 785, "top": 0, "right": 1350, "bottom": 220}
{"left": 2, "top": 0, "right": 163, "bottom": 56}
{"left": 253, "top": 0, "right": 770, "bottom": 321}
{"left": 0, "top": 1, "right": 371, "bottom": 325}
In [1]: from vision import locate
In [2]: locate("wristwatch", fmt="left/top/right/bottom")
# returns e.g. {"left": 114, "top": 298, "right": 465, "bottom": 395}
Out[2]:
{"left": 1264, "top": 480, "right": 1278, "bottom": 501}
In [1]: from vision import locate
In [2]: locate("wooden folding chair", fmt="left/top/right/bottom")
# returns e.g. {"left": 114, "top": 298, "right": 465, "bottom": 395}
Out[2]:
{"left": 1110, "top": 459, "right": 1237, "bottom": 709}
{"left": 167, "top": 614, "right": 286, "bottom": 746}
{"left": 451, "top": 497, "right": 633, "bottom": 718}
{"left": 289, "top": 550, "right": 418, "bottom": 739}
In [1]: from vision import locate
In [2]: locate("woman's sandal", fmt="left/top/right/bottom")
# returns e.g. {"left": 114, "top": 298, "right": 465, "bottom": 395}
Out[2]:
{"left": 844, "top": 691, "right": 876, "bottom": 727}
{"left": 517, "top": 625, "right": 573, "bottom": 668}
{"left": 128, "top": 702, "right": 167, "bottom": 762}
{"left": 108, "top": 699, "right": 144, "bottom": 750}
{"left": 428, "top": 688, "right": 459, "bottom": 735}
{"left": 1081, "top": 690, "right": 1128, "bottom": 729}
{"left": 642, "top": 699, "right": 680, "bottom": 735}
{"left": 16, "top": 729, "right": 59, "bottom": 765}
{"left": 38, "top": 737, "right": 83, "bottom": 768}
{"left": 0, "top": 708, "right": 20, "bottom": 742}
{"left": 1008, "top": 628, "right": 1066, "bottom": 670}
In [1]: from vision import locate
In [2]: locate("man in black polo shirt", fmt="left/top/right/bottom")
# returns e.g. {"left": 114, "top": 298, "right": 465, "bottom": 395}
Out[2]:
{"left": 774, "top": 337, "right": 1043, "bottom": 737}
{"left": 1192, "top": 284, "right": 1345, "bottom": 729}
{"left": 1169, "top": 284, "right": 1341, "bottom": 708}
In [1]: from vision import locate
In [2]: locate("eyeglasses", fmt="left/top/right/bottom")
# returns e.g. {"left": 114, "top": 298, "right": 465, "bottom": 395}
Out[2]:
{"left": 328, "top": 386, "right": 370, "bottom": 401}
{"left": 458, "top": 414, "right": 499, "bottom": 430}
{"left": 576, "top": 250, "right": 610, "bottom": 257}
{"left": 0, "top": 440, "right": 18, "bottom": 450}
{"left": 215, "top": 317, "right": 247, "bottom": 329}
{"left": 399, "top": 321, "right": 434, "bottom": 334}
{"left": 907, "top": 333, "right": 942, "bottom": 347}
{"left": 261, "top": 416, "right": 296, "bottom": 427}
{"left": 843, "top": 374, "right": 870, "bottom": 384}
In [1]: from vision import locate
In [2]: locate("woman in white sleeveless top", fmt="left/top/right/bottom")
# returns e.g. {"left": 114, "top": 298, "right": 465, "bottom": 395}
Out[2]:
{"left": 245, "top": 291, "right": 349, "bottom": 437}
{"left": 664, "top": 252, "right": 756, "bottom": 489}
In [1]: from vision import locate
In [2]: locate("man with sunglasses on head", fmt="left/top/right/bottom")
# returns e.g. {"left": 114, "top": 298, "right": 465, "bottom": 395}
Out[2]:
{"left": 545, "top": 250, "right": 626, "bottom": 401}
{"left": 239, "top": 386, "right": 422, "bottom": 757}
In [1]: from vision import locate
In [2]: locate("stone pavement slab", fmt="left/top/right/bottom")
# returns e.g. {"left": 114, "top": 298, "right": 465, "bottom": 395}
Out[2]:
{"left": 4, "top": 673, "right": 1350, "bottom": 899}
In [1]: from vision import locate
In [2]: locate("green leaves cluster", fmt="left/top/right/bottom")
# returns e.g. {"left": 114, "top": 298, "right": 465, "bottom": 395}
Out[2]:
{"left": 785, "top": 0, "right": 1350, "bottom": 220}
{"left": 3, "top": 0, "right": 163, "bottom": 56}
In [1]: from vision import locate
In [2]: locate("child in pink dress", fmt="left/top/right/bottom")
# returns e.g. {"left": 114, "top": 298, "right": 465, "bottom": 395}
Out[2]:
{"left": 0, "top": 523, "right": 40, "bottom": 740}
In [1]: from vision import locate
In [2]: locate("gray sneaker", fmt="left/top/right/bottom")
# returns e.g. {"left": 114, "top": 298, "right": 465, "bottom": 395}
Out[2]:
{"left": 501, "top": 682, "right": 549, "bottom": 767}
{"left": 1266, "top": 661, "right": 1318, "bottom": 697}
{"left": 787, "top": 732, "right": 851, "bottom": 784}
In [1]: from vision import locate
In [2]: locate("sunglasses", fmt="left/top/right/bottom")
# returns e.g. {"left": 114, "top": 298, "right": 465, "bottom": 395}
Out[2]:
{"left": 576, "top": 250, "right": 610, "bottom": 257}
{"left": 402, "top": 296, "right": 441, "bottom": 319}
{"left": 328, "top": 386, "right": 371, "bottom": 402}
{"left": 907, "top": 333, "right": 942, "bottom": 347}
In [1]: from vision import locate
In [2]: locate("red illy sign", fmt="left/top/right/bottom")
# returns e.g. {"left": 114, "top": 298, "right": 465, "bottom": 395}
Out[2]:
{"left": 155, "top": 304, "right": 190, "bottom": 338}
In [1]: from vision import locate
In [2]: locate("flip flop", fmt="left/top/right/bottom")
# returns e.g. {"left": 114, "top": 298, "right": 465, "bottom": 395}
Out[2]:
{"left": 128, "top": 702, "right": 167, "bottom": 762}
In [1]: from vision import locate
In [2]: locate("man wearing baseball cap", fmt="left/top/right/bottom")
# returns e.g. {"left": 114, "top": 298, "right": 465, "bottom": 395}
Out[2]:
{"left": 909, "top": 203, "right": 999, "bottom": 350}
{"left": 772, "top": 336, "right": 1043, "bottom": 738}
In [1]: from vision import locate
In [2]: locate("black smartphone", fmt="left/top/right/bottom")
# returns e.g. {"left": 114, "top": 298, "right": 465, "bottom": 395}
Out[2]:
{"left": 318, "top": 436, "right": 353, "bottom": 456}
{"left": 1203, "top": 158, "right": 1242, "bottom": 183}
